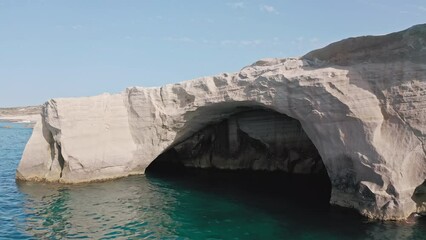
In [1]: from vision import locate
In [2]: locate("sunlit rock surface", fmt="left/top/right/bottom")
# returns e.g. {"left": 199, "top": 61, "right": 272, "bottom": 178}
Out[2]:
{"left": 17, "top": 24, "right": 426, "bottom": 220}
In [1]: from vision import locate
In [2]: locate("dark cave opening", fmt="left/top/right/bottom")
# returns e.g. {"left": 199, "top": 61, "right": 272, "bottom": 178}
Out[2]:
{"left": 413, "top": 180, "right": 426, "bottom": 216}
{"left": 146, "top": 109, "right": 332, "bottom": 206}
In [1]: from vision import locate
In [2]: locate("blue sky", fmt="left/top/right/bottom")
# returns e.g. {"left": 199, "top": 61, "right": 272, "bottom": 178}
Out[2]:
{"left": 1, "top": 0, "right": 425, "bottom": 107}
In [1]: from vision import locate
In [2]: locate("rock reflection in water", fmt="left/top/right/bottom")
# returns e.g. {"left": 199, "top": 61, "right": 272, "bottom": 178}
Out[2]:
{"left": 17, "top": 177, "right": 178, "bottom": 239}
{"left": 15, "top": 172, "right": 426, "bottom": 240}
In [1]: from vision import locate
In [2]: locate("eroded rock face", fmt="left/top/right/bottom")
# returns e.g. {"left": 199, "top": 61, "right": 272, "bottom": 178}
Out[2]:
{"left": 16, "top": 24, "right": 426, "bottom": 220}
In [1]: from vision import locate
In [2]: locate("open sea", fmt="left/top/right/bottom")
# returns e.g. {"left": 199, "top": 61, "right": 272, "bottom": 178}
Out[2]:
{"left": 1, "top": 121, "right": 425, "bottom": 239}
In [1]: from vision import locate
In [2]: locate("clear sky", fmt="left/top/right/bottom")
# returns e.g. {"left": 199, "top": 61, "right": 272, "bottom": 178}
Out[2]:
{"left": 1, "top": 0, "right": 425, "bottom": 107}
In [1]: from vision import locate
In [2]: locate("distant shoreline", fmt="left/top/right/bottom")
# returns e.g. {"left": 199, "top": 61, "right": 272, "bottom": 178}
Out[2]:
{"left": 0, "top": 106, "right": 41, "bottom": 126}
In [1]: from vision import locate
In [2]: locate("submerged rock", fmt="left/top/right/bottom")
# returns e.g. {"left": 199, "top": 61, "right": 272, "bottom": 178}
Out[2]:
{"left": 16, "top": 24, "right": 426, "bottom": 220}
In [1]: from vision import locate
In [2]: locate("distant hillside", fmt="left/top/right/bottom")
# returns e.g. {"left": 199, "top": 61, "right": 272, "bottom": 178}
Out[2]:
{"left": 0, "top": 106, "right": 42, "bottom": 117}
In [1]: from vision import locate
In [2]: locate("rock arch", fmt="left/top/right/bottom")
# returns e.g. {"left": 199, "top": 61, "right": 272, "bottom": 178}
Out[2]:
{"left": 17, "top": 24, "right": 426, "bottom": 220}
{"left": 146, "top": 106, "right": 327, "bottom": 173}
{"left": 145, "top": 105, "right": 333, "bottom": 201}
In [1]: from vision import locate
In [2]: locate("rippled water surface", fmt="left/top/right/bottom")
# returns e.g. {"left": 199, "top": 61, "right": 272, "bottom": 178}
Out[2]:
{"left": 1, "top": 122, "right": 426, "bottom": 239}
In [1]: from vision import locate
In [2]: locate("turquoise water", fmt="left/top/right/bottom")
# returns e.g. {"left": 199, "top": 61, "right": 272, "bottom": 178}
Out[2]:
{"left": 1, "top": 122, "right": 426, "bottom": 239}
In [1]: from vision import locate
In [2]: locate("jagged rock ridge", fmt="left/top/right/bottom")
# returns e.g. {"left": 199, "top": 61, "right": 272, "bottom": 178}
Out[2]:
{"left": 16, "top": 24, "right": 426, "bottom": 220}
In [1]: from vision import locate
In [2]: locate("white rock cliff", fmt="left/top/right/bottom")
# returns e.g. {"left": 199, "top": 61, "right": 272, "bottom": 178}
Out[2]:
{"left": 17, "top": 24, "right": 426, "bottom": 220}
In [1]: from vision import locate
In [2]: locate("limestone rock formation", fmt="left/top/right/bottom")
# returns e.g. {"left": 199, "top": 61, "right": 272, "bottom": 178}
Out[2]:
{"left": 16, "top": 24, "right": 426, "bottom": 220}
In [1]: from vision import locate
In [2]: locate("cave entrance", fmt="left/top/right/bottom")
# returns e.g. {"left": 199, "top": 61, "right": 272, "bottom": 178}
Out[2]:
{"left": 146, "top": 108, "right": 331, "bottom": 206}
{"left": 413, "top": 180, "right": 426, "bottom": 216}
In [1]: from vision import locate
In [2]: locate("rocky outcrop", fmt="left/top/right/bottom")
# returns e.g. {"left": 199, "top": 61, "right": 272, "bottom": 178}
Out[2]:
{"left": 16, "top": 24, "right": 426, "bottom": 220}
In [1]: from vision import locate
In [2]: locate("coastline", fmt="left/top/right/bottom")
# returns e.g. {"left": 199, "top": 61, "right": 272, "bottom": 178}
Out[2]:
{"left": 0, "top": 106, "right": 41, "bottom": 127}
{"left": 0, "top": 114, "right": 40, "bottom": 124}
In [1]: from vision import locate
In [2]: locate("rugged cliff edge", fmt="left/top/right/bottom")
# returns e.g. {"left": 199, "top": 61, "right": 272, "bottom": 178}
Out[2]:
{"left": 16, "top": 24, "right": 426, "bottom": 220}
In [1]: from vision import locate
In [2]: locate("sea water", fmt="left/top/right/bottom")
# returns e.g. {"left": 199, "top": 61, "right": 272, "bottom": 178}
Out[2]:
{"left": 0, "top": 122, "right": 425, "bottom": 239}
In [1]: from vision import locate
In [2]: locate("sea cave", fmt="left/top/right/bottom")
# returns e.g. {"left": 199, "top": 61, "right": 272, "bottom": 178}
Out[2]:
{"left": 146, "top": 108, "right": 332, "bottom": 205}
